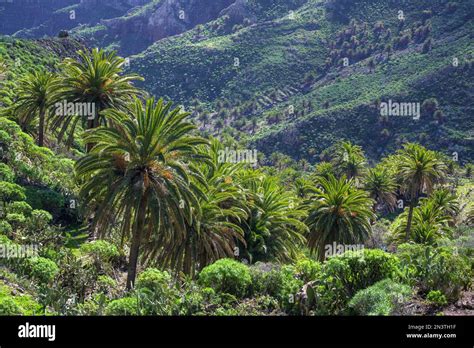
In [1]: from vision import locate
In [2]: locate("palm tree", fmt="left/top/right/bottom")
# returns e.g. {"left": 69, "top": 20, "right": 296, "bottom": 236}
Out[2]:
{"left": 396, "top": 144, "right": 447, "bottom": 241}
{"left": 331, "top": 141, "right": 367, "bottom": 179}
{"left": 75, "top": 98, "right": 209, "bottom": 289}
{"left": 363, "top": 166, "right": 398, "bottom": 212}
{"left": 12, "top": 70, "right": 60, "bottom": 146}
{"left": 143, "top": 138, "right": 247, "bottom": 277}
{"left": 236, "top": 171, "right": 307, "bottom": 263}
{"left": 52, "top": 48, "right": 143, "bottom": 150}
{"left": 306, "top": 175, "right": 375, "bottom": 261}
{"left": 391, "top": 199, "right": 451, "bottom": 245}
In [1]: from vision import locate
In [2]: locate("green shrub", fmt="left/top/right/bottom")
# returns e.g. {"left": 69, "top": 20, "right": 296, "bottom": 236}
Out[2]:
{"left": 294, "top": 258, "right": 322, "bottom": 283}
{"left": 96, "top": 275, "right": 116, "bottom": 294}
{"left": 426, "top": 290, "right": 448, "bottom": 307}
{"left": 397, "top": 244, "right": 472, "bottom": 301}
{"left": 348, "top": 279, "right": 412, "bottom": 316}
{"left": 105, "top": 297, "right": 139, "bottom": 315}
{"left": 0, "top": 296, "right": 23, "bottom": 315}
{"left": 22, "top": 257, "right": 59, "bottom": 284}
{"left": 0, "top": 164, "right": 14, "bottom": 182}
{"left": 314, "top": 249, "right": 401, "bottom": 314}
{"left": 6, "top": 201, "right": 32, "bottom": 216}
{"left": 250, "top": 263, "right": 303, "bottom": 312}
{"left": 198, "top": 259, "right": 251, "bottom": 298}
{"left": 134, "top": 268, "right": 180, "bottom": 315}
{"left": 136, "top": 268, "right": 171, "bottom": 290}
{"left": 79, "top": 240, "right": 119, "bottom": 263}
{"left": 0, "top": 221, "right": 12, "bottom": 235}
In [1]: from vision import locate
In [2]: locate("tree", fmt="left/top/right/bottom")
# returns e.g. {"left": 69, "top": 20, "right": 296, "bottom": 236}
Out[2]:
{"left": 12, "top": 71, "right": 60, "bottom": 146}
{"left": 143, "top": 138, "right": 247, "bottom": 277}
{"left": 52, "top": 48, "right": 143, "bottom": 150}
{"left": 391, "top": 198, "right": 451, "bottom": 245}
{"left": 75, "top": 98, "right": 209, "bottom": 289}
{"left": 363, "top": 166, "right": 398, "bottom": 212}
{"left": 306, "top": 175, "right": 375, "bottom": 261}
{"left": 331, "top": 141, "right": 367, "bottom": 179}
{"left": 236, "top": 171, "right": 307, "bottom": 263}
{"left": 395, "top": 144, "right": 447, "bottom": 241}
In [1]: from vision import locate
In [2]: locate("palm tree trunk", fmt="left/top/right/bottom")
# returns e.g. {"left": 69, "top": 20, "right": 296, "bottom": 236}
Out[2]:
{"left": 38, "top": 106, "right": 46, "bottom": 147}
{"left": 405, "top": 199, "right": 415, "bottom": 241}
{"left": 86, "top": 102, "right": 101, "bottom": 153}
{"left": 126, "top": 194, "right": 148, "bottom": 290}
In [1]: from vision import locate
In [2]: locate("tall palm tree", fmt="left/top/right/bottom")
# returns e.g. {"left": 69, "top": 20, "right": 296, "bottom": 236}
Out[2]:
{"left": 75, "top": 98, "right": 209, "bottom": 289}
{"left": 52, "top": 48, "right": 143, "bottom": 150}
{"left": 396, "top": 144, "right": 447, "bottom": 241}
{"left": 391, "top": 199, "right": 451, "bottom": 245}
{"left": 363, "top": 166, "right": 398, "bottom": 212}
{"left": 306, "top": 175, "right": 375, "bottom": 261}
{"left": 331, "top": 141, "right": 367, "bottom": 179}
{"left": 143, "top": 138, "right": 247, "bottom": 277}
{"left": 12, "top": 70, "right": 60, "bottom": 146}
{"left": 236, "top": 171, "right": 307, "bottom": 263}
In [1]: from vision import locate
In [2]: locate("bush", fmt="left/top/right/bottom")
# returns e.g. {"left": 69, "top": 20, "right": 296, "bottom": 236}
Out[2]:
{"left": 348, "top": 279, "right": 412, "bottom": 315}
{"left": 79, "top": 240, "right": 119, "bottom": 263}
{"left": 294, "top": 258, "right": 322, "bottom": 283}
{"left": 250, "top": 263, "right": 303, "bottom": 312}
{"left": 136, "top": 268, "right": 171, "bottom": 290}
{"left": 96, "top": 275, "right": 116, "bottom": 294}
{"left": 314, "top": 249, "right": 401, "bottom": 314}
{"left": 397, "top": 244, "right": 472, "bottom": 301}
{"left": 0, "top": 163, "right": 14, "bottom": 182}
{"left": 134, "top": 268, "right": 180, "bottom": 315}
{"left": 22, "top": 257, "right": 59, "bottom": 284}
{"left": 6, "top": 201, "right": 32, "bottom": 216}
{"left": 0, "top": 221, "right": 12, "bottom": 235}
{"left": 105, "top": 297, "right": 139, "bottom": 316}
{"left": 198, "top": 259, "right": 251, "bottom": 298}
{"left": 0, "top": 296, "right": 23, "bottom": 315}
{"left": 426, "top": 290, "right": 448, "bottom": 307}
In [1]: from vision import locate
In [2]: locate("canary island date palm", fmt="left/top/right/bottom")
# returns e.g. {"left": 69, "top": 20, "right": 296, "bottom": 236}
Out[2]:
{"left": 52, "top": 48, "right": 143, "bottom": 150}
{"left": 395, "top": 144, "right": 447, "bottom": 241}
{"left": 75, "top": 98, "right": 209, "bottom": 289}
{"left": 143, "top": 138, "right": 247, "bottom": 277}
{"left": 331, "top": 141, "right": 367, "bottom": 180}
{"left": 236, "top": 171, "right": 307, "bottom": 263}
{"left": 11, "top": 70, "right": 60, "bottom": 147}
{"left": 391, "top": 198, "right": 451, "bottom": 245}
{"left": 363, "top": 166, "right": 398, "bottom": 212}
{"left": 306, "top": 175, "right": 375, "bottom": 261}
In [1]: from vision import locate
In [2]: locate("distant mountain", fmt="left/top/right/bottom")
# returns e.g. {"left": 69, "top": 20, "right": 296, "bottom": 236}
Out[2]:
{"left": 1, "top": 0, "right": 473, "bottom": 163}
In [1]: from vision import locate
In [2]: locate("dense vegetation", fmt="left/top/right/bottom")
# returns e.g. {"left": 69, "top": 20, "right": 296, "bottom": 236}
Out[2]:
{"left": 0, "top": 0, "right": 472, "bottom": 317}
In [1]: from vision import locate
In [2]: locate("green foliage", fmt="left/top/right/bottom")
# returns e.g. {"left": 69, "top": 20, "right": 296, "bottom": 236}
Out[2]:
{"left": 348, "top": 279, "right": 412, "bottom": 316}
{"left": 79, "top": 240, "right": 120, "bottom": 264}
{"left": 105, "top": 297, "right": 139, "bottom": 316}
{"left": 294, "top": 258, "right": 322, "bottom": 283}
{"left": 0, "top": 296, "right": 23, "bottom": 315}
{"left": 0, "top": 221, "right": 12, "bottom": 235}
{"left": 426, "top": 290, "right": 448, "bottom": 307}
{"left": 314, "top": 249, "right": 401, "bottom": 314}
{"left": 397, "top": 244, "right": 471, "bottom": 301}
{"left": 136, "top": 268, "right": 171, "bottom": 291}
{"left": 0, "top": 163, "right": 14, "bottom": 182}
{"left": 198, "top": 259, "right": 252, "bottom": 298}
{"left": 306, "top": 175, "right": 375, "bottom": 260}
{"left": 21, "top": 257, "right": 59, "bottom": 284}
